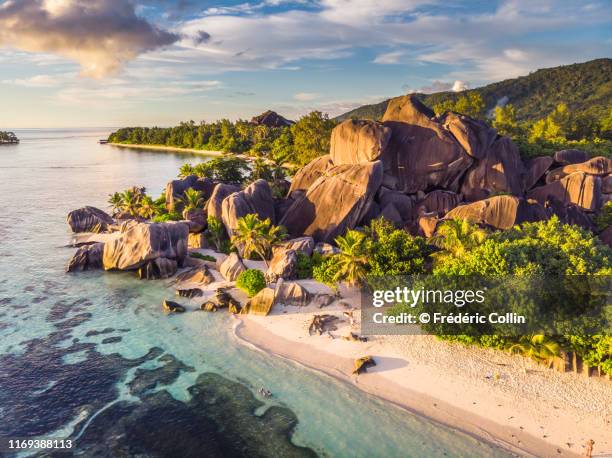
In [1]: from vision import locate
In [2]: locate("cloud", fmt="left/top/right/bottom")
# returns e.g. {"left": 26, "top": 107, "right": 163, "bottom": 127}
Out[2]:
{"left": 452, "top": 80, "right": 469, "bottom": 92}
{"left": 2, "top": 74, "right": 67, "bottom": 87}
{"left": 194, "top": 30, "right": 211, "bottom": 45}
{"left": 293, "top": 92, "right": 320, "bottom": 101}
{"left": 0, "top": 0, "right": 179, "bottom": 78}
{"left": 372, "top": 51, "right": 403, "bottom": 64}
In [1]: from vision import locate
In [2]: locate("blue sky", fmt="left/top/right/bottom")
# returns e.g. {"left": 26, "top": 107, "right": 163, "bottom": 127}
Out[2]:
{"left": 0, "top": 0, "right": 610, "bottom": 128}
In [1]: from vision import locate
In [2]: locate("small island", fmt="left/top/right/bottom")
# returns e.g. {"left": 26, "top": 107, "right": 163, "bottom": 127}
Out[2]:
{"left": 0, "top": 131, "right": 19, "bottom": 144}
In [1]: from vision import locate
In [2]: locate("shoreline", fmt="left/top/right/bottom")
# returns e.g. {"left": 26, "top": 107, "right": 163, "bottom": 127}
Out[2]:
{"left": 224, "top": 279, "right": 612, "bottom": 458}
{"left": 107, "top": 142, "right": 226, "bottom": 156}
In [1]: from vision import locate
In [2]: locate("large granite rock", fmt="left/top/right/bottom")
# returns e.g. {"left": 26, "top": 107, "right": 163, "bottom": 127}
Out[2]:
{"left": 241, "top": 287, "right": 276, "bottom": 316}
{"left": 603, "top": 175, "right": 612, "bottom": 194}
{"left": 330, "top": 119, "right": 391, "bottom": 165}
{"left": 221, "top": 179, "right": 275, "bottom": 236}
{"left": 165, "top": 175, "right": 214, "bottom": 212}
{"left": 276, "top": 237, "right": 315, "bottom": 256}
{"left": 137, "top": 258, "right": 178, "bottom": 280}
{"left": 376, "top": 187, "right": 413, "bottom": 220}
{"left": 207, "top": 183, "right": 240, "bottom": 222}
{"left": 546, "top": 156, "right": 611, "bottom": 183}
{"left": 287, "top": 155, "right": 334, "bottom": 196}
{"left": 545, "top": 197, "right": 595, "bottom": 231}
{"left": 380, "top": 95, "right": 473, "bottom": 193}
{"left": 266, "top": 248, "right": 298, "bottom": 282}
{"left": 102, "top": 222, "right": 189, "bottom": 271}
{"left": 553, "top": 149, "right": 589, "bottom": 165}
{"left": 183, "top": 209, "right": 206, "bottom": 233}
{"left": 461, "top": 137, "right": 525, "bottom": 201}
{"left": 416, "top": 190, "right": 460, "bottom": 217}
{"left": 67, "top": 206, "right": 114, "bottom": 233}
{"left": 440, "top": 112, "right": 497, "bottom": 159}
{"left": 523, "top": 156, "right": 553, "bottom": 190}
{"left": 218, "top": 252, "right": 246, "bottom": 281}
{"left": 274, "top": 278, "right": 311, "bottom": 307}
{"left": 528, "top": 172, "right": 602, "bottom": 212}
{"left": 445, "top": 195, "right": 548, "bottom": 230}
{"left": 599, "top": 225, "right": 612, "bottom": 248}
{"left": 251, "top": 110, "right": 292, "bottom": 127}
{"left": 279, "top": 161, "right": 384, "bottom": 243}
{"left": 66, "top": 242, "right": 104, "bottom": 272}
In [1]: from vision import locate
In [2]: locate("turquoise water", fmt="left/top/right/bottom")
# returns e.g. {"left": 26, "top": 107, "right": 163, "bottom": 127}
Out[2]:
{"left": 0, "top": 129, "right": 511, "bottom": 457}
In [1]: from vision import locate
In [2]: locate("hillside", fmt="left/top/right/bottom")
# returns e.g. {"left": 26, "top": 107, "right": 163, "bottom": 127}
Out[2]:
{"left": 337, "top": 58, "right": 612, "bottom": 122}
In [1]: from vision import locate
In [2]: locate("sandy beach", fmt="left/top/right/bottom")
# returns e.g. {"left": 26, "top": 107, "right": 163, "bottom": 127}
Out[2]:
{"left": 228, "top": 279, "right": 612, "bottom": 458}
{"left": 107, "top": 142, "right": 226, "bottom": 156}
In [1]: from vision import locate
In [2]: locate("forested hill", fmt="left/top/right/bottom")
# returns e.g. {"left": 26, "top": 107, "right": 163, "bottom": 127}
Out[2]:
{"left": 337, "top": 58, "right": 612, "bottom": 122}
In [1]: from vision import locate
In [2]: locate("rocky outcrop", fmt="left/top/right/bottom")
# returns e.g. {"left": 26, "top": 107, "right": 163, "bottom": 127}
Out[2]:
{"left": 67, "top": 207, "right": 114, "bottom": 233}
{"left": 276, "top": 237, "right": 315, "bottom": 256}
{"left": 266, "top": 249, "right": 298, "bottom": 282}
{"left": 418, "top": 215, "right": 439, "bottom": 238}
{"left": 599, "top": 226, "right": 612, "bottom": 248}
{"left": 183, "top": 209, "right": 206, "bottom": 233}
{"left": 416, "top": 190, "right": 460, "bottom": 217}
{"left": 546, "top": 156, "right": 611, "bottom": 183}
{"left": 207, "top": 183, "right": 240, "bottom": 222}
{"left": 137, "top": 258, "right": 178, "bottom": 280}
{"left": 445, "top": 195, "right": 548, "bottom": 230}
{"left": 163, "top": 300, "right": 185, "bottom": 313}
{"left": 175, "top": 265, "right": 215, "bottom": 286}
{"left": 274, "top": 279, "right": 311, "bottom": 307}
{"left": 280, "top": 161, "right": 383, "bottom": 243}
{"left": 66, "top": 242, "right": 104, "bottom": 272}
{"left": 287, "top": 155, "right": 334, "bottom": 196}
{"left": 250, "top": 110, "right": 293, "bottom": 127}
{"left": 376, "top": 187, "right": 413, "bottom": 220}
{"left": 440, "top": 112, "right": 497, "bottom": 159}
{"left": 553, "top": 149, "right": 589, "bottom": 165}
{"left": 187, "top": 233, "right": 208, "bottom": 249}
{"left": 461, "top": 137, "right": 525, "bottom": 201}
{"left": 528, "top": 172, "right": 602, "bottom": 212}
{"left": 545, "top": 197, "right": 595, "bottom": 231}
{"left": 221, "top": 179, "right": 275, "bottom": 236}
{"left": 218, "top": 253, "right": 246, "bottom": 281}
{"left": 523, "top": 156, "right": 553, "bottom": 190}
{"left": 165, "top": 175, "right": 214, "bottom": 212}
{"left": 102, "top": 222, "right": 189, "bottom": 271}
{"left": 330, "top": 119, "right": 391, "bottom": 165}
{"left": 603, "top": 175, "right": 612, "bottom": 194}
{"left": 380, "top": 95, "right": 473, "bottom": 193}
{"left": 241, "top": 287, "right": 276, "bottom": 315}
{"left": 314, "top": 242, "right": 340, "bottom": 255}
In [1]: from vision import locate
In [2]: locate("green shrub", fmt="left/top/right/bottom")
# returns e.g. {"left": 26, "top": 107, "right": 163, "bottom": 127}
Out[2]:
{"left": 153, "top": 211, "right": 182, "bottom": 222}
{"left": 312, "top": 255, "right": 340, "bottom": 287}
{"left": 236, "top": 269, "right": 266, "bottom": 297}
{"left": 189, "top": 252, "right": 216, "bottom": 262}
{"left": 296, "top": 252, "right": 313, "bottom": 279}
{"left": 594, "top": 201, "right": 612, "bottom": 231}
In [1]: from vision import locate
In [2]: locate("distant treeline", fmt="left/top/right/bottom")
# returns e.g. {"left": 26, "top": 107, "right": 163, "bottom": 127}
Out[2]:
{"left": 107, "top": 112, "right": 337, "bottom": 166}
{"left": 0, "top": 131, "right": 19, "bottom": 144}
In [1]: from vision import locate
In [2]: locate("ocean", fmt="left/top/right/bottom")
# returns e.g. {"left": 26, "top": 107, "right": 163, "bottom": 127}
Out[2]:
{"left": 0, "top": 129, "right": 510, "bottom": 457}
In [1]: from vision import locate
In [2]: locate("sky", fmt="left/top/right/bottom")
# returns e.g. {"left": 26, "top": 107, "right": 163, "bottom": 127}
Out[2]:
{"left": 0, "top": 0, "right": 610, "bottom": 128}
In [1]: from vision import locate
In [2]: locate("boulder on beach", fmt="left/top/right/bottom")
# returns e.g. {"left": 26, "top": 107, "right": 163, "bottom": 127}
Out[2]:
{"left": 137, "top": 257, "right": 178, "bottom": 280}
{"left": 460, "top": 136, "right": 525, "bottom": 201}
{"left": 546, "top": 156, "right": 611, "bottom": 183}
{"left": 440, "top": 111, "right": 498, "bottom": 160}
{"left": 221, "top": 179, "right": 275, "bottom": 236}
{"left": 67, "top": 206, "right": 114, "bottom": 233}
{"left": 102, "top": 221, "right": 189, "bottom": 271}
{"left": 445, "top": 195, "right": 548, "bottom": 230}
{"left": 241, "top": 287, "right": 276, "bottom": 316}
{"left": 183, "top": 209, "right": 206, "bottom": 233}
{"left": 165, "top": 175, "right": 214, "bottom": 212}
{"left": 417, "top": 190, "right": 460, "bottom": 217}
{"left": 287, "top": 155, "right": 334, "bottom": 196}
{"left": 280, "top": 161, "right": 383, "bottom": 243}
{"left": 175, "top": 265, "right": 215, "bottom": 286}
{"left": 553, "top": 149, "right": 589, "bottom": 165}
{"left": 528, "top": 172, "right": 602, "bottom": 212}
{"left": 66, "top": 242, "right": 104, "bottom": 272}
{"left": 163, "top": 300, "right": 185, "bottom": 313}
{"left": 330, "top": 119, "right": 391, "bottom": 165}
{"left": 523, "top": 156, "right": 553, "bottom": 190}
{"left": 218, "top": 252, "right": 247, "bottom": 281}
{"left": 380, "top": 95, "right": 473, "bottom": 193}
{"left": 274, "top": 278, "right": 311, "bottom": 307}
{"left": 276, "top": 236, "right": 315, "bottom": 256}
{"left": 266, "top": 248, "right": 298, "bottom": 282}
{"left": 206, "top": 183, "right": 241, "bottom": 222}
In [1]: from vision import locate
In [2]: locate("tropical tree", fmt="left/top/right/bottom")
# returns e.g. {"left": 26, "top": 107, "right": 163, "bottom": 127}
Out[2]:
{"left": 493, "top": 104, "right": 521, "bottom": 137}
{"left": 180, "top": 188, "right": 205, "bottom": 216}
{"left": 138, "top": 195, "right": 157, "bottom": 219}
{"left": 507, "top": 334, "right": 561, "bottom": 368}
{"left": 290, "top": 111, "right": 336, "bottom": 165}
{"left": 430, "top": 219, "right": 487, "bottom": 262}
{"left": 178, "top": 163, "right": 195, "bottom": 178}
{"left": 119, "top": 189, "right": 141, "bottom": 216}
{"left": 107, "top": 192, "right": 123, "bottom": 214}
{"left": 206, "top": 216, "right": 226, "bottom": 252}
{"left": 230, "top": 214, "right": 286, "bottom": 267}
{"left": 333, "top": 230, "right": 369, "bottom": 287}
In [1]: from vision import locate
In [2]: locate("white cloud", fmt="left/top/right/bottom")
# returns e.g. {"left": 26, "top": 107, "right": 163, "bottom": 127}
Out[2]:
{"left": 372, "top": 51, "right": 403, "bottom": 64}
{"left": 2, "top": 74, "right": 67, "bottom": 87}
{"left": 452, "top": 80, "right": 469, "bottom": 92}
{"left": 293, "top": 92, "right": 320, "bottom": 101}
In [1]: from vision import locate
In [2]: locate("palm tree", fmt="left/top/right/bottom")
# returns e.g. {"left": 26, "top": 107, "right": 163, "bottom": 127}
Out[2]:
{"left": 333, "top": 230, "right": 369, "bottom": 287}
{"left": 507, "top": 334, "right": 561, "bottom": 368}
{"left": 430, "top": 218, "right": 487, "bottom": 261}
{"left": 180, "top": 188, "right": 205, "bottom": 218}
{"left": 178, "top": 163, "right": 195, "bottom": 178}
{"left": 206, "top": 216, "right": 225, "bottom": 252}
{"left": 138, "top": 195, "right": 157, "bottom": 219}
{"left": 119, "top": 189, "right": 140, "bottom": 216}
{"left": 108, "top": 192, "right": 123, "bottom": 214}
{"left": 230, "top": 214, "right": 286, "bottom": 267}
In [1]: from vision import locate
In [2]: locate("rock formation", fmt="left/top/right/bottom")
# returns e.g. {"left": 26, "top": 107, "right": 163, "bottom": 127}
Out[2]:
{"left": 250, "top": 110, "right": 293, "bottom": 127}
{"left": 67, "top": 206, "right": 114, "bottom": 233}
{"left": 218, "top": 253, "right": 247, "bottom": 281}
{"left": 165, "top": 175, "right": 214, "bottom": 212}
{"left": 207, "top": 183, "right": 240, "bottom": 221}
{"left": 528, "top": 172, "right": 602, "bottom": 212}
{"left": 221, "top": 179, "right": 275, "bottom": 236}
{"left": 287, "top": 155, "right": 334, "bottom": 196}
{"left": 330, "top": 119, "right": 391, "bottom": 165}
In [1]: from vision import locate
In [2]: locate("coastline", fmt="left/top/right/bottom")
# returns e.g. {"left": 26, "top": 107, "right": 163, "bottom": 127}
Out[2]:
{"left": 107, "top": 142, "right": 226, "bottom": 156}
{"left": 228, "top": 281, "right": 612, "bottom": 458}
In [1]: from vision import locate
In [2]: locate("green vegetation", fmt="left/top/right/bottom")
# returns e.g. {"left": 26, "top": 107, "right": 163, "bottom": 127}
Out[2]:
{"left": 230, "top": 214, "right": 287, "bottom": 267}
{"left": 296, "top": 252, "right": 315, "bottom": 279}
{"left": 594, "top": 202, "right": 612, "bottom": 231}
{"left": 236, "top": 269, "right": 267, "bottom": 297}
{"left": 108, "top": 111, "right": 336, "bottom": 166}
{"left": 0, "top": 131, "right": 19, "bottom": 144}
{"left": 189, "top": 252, "right": 216, "bottom": 262}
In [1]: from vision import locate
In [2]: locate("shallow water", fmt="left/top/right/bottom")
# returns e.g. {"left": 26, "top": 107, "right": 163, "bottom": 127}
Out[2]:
{"left": 0, "top": 129, "right": 511, "bottom": 457}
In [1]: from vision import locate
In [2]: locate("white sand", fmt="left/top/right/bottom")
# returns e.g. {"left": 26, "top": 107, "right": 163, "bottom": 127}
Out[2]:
{"left": 230, "top": 281, "right": 612, "bottom": 458}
